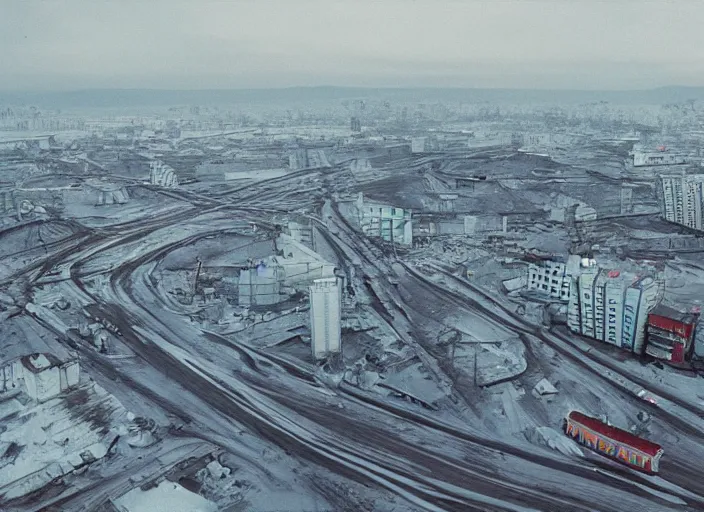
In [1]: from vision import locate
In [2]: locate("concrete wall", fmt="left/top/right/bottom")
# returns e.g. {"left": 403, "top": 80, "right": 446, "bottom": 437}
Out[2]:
{"left": 287, "top": 221, "right": 314, "bottom": 248}
{"left": 279, "top": 261, "right": 336, "bottom": 287}
{"left": 59, "top": 361, "right": 80, "bottom": 390}
{"left": 24, "top": 366, "right": 61, "bottom": 402}
{"left": 437, "top": 220, "right": 465, "bottom": 235}
{"left": 0, "top": 361, "right": 23, "bottom": 394}
{"left": 277, "top": 234, "right": 336, "bottom": 286}
{"left": 238, "top": 267, "right": 282, "bottom": 306}
{"left": 464, "top": 215, "right": 504, "bottom": 234}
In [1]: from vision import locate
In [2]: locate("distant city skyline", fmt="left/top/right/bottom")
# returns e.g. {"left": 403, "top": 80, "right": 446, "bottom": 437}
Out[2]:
{"left": 1, "top": 0, "right": 703, "bottom": 91}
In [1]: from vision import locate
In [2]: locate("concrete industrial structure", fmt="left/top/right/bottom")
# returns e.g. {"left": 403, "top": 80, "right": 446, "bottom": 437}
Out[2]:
{"left": 0, "top": 134, "right": 56, "bottom": 152}
{"left": 567, "top": 267, "right": 661, "bottom": 354}
{"left": 85, "top": 179, "right": 130, "bottom": 206}
{"left": 309, "top": 277, "right": 342, "bottom": 361}
{"left": 289, "top": 149, "right": 331, "bottom": 170}
{"left": 574, "top": 204, "right": 598, "bottom": 222}
{"left": 238, "top": 262, "right": 283, "bottom": 307}
{"left": 633, "top": 149, "right": 688, "bottom": 167}
{"left": 149, "top": 160, "right": 179, "bottom": 187}
{"left": 660, "top": 172, "right": 704, "bottom": 230}
{"left": 276, "top": 234, "right": 337, "bottom": 287}
{"left": 410, "top": 137, "right": 439, "bottom": 154}
{"left": 236, "top": 235, "right": 337, "bottom": 306}
{"left": 526, "top": 255, "right": 581, "bottom": 301}
{"left": 0, "top": 353, "right": 80, "bottom": 402}
{"left": 287, "top": 221, "right": 315, "bottom": 250}
{"left": 646, "top": 304, "right": 699, "bottom": 364}
{"left": 355, "top": 192, "right": 413, "bottom": 246}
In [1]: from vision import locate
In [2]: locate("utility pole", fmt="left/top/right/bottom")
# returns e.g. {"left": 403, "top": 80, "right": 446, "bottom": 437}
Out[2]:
{"left": 193, "top": 257, "right": 202, "bottom": 297}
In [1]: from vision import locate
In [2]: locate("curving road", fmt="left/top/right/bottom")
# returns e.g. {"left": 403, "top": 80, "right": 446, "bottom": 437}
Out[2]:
{"left": 10, "top": 176, "right": 704, "bottom": 511}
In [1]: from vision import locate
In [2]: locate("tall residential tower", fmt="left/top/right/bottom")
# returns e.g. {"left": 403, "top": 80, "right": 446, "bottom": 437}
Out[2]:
{"left": 660, "top": 173, "right": 704, "bottom": 230}
{"left": 309, "top": 277, "right": 342, "bottom": 361}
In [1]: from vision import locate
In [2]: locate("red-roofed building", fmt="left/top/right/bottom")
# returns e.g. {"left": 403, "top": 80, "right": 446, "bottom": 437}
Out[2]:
{"left": 565, "top": 410, "right": 663, "bottom": 473}
{"left": 646, "top": 304, "right": 699, "bottom": 365}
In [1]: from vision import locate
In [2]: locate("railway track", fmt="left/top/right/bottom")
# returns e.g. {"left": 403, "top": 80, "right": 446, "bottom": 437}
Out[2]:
{"left": 397, "top": 262, "right": 704, "bottom": 497}
{"left": 56, "top": 220, "right": 611, "bottom": 512}
{"left": 46, "top": 202, "right": 692, "bottom": 510}
{"left": 404, "top": 262, "right": 704, "bottom": 433}
{"left": 305, "top": 203, "right": 704, "bottom": 507}
{"left": 10, "top": 176, "right": 704, "bottom": 509}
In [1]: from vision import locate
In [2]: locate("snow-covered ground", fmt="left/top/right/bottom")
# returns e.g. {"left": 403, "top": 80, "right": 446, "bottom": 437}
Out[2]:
{"left": 0, "top": 381, "right": 127, "bottom": 500}
{"left": 114, "top": 480, "right": 217, "bottom": 512}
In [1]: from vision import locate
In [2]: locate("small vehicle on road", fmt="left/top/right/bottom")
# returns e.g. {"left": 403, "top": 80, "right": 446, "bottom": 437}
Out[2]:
{"left": 636, "top": 389, "right": 658, "bottom": 405}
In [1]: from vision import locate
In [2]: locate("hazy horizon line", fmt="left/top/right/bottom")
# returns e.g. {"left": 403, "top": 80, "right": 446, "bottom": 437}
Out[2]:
{"left": 2, "top": 84, "right": 704, "bottom": 94}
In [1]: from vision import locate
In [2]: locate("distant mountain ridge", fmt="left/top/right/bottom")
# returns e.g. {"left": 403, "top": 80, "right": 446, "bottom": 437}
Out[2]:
{"left": 1, "top": 86, "right": 703, "bottom": 109}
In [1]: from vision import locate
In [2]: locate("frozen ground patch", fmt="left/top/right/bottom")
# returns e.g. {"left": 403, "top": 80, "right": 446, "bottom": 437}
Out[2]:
{"left": 114, "top": 480, "right": 217, "bottom": 512}
{"left": 0, "top": 382, "right": 127, "bottom": 500}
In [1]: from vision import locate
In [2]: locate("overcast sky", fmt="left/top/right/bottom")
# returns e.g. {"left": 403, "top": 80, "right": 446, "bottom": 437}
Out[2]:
{"left": 1, "top": 0, "right": 702, "bottom": 91}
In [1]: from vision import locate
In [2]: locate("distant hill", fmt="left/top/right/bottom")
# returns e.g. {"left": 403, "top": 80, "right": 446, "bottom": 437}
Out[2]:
{"left": 1, "top": 86, "right": 704, "bottom": 109}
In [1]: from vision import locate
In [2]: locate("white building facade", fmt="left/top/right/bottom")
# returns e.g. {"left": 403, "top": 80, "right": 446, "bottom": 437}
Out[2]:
{"left": 0, "top": 353, "right": 80, "bottom": 402}
{"left": 150, "top": 160, "right": 179, "bottom": 187}
{"left": 526, "top": 257, "right": 580, "bottom": 301}
{"left": 567, "top": 268, "right": 660, "bottom": 354}
{"left": 660, "top": 173, "right": 704, "bottom": 230}
{"left": 309, "top": 277, "right": 342, "bottom": 360}
{"left": 355, "top": 193, "right": 413, "bottom": 246}
{"left": 634, "top": 150, "right": 687, "bottom": 167}
{"left": 238, "top": 264, "right": 282, "bottom": 306}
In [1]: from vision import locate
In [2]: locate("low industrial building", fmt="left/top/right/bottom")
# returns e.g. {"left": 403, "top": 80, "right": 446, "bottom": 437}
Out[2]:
{"left": 354, "top": 192, "right": 413, "bottom": 246}
{"left": 412, "top": 213, "right": 505, "bottom": 238}
{"left": 288, "top": 149, "right": 331, "bottom": 170}
{"left": 633, "top": 149, "right": 688, "bottom": 167}
{"left": 149, "top": 160, "right": 179, "bottom": 187}
{"left": 526, "top": 255, "right": 581, "bottom": 302}
{"left": 0, "top": 353, "right": 80, "bottom": 402}
{"left": 235, "top": 234, "right": 337, "bottom": 306}
{"left": 286, "top": 220, "right": 314, "bottom": 249}
{"left": 238, "top": 262, "right": 283, "bottom": 307}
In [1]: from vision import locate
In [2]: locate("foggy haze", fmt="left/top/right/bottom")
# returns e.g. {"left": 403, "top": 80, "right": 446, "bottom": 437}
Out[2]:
{"left": 1, "top": 0, "right": 703, "bottom": 91}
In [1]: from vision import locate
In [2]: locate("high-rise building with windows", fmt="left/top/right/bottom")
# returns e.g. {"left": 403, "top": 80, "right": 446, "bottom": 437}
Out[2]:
{"left": 526, "top": 256, "right": 581, "bottom": 302}
{"left": 309, "top": 277, "right": 342, "bottom": 361}
{"left": 660, "top": 173, "right": 704, "bottom": 230}
{"left": 567, "top": 268, "right": 661, "bottom": 354}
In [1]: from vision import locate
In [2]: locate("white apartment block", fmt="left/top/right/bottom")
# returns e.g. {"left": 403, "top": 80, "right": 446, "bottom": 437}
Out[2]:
{"left": 355, "top": 193, "right": 413, "bottom": 246}
{"left": 660, "top": 173, "right": 704, "bottom": 230}
{"left": 309, "top": 277, "right": 342, "bottom": 361}
{"left": 566, "top": 267, "right": 660, "bottom": 354}
{"left": 526, "top": 257, "right": 580, "bottom": 301}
